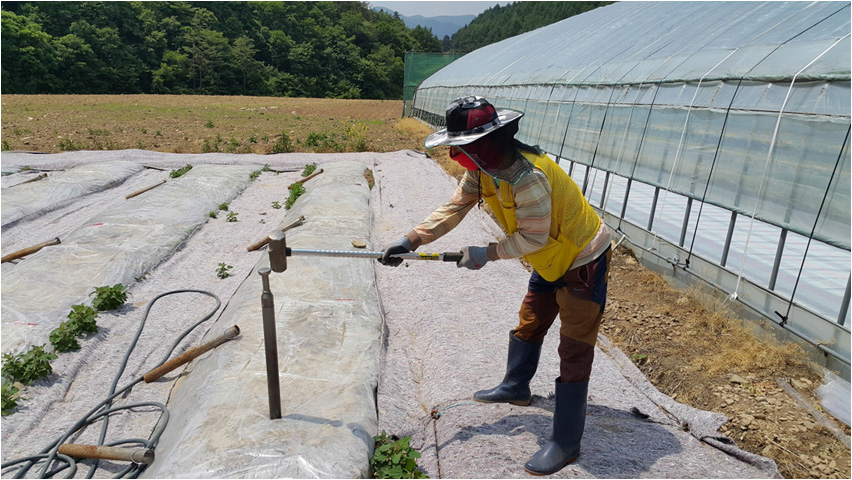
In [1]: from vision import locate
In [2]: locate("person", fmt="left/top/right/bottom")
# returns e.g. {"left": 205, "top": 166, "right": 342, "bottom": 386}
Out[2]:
{"left": 379, "top": 96, "right": 611, "bottom": 476}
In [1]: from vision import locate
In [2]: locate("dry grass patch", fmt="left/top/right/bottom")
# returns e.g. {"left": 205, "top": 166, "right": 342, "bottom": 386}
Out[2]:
{"left": 603, "top": 247, "right": 849, "bottom": 479}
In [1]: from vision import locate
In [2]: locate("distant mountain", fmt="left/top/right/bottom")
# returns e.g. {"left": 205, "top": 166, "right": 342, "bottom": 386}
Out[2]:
{"left": 374, "top": 6, "right": 474, "bottom": 38}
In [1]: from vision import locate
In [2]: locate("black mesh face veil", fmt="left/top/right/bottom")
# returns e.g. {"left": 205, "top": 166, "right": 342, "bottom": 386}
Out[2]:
{"left": 456, "top": 141, "right": 534, "bottom": 186}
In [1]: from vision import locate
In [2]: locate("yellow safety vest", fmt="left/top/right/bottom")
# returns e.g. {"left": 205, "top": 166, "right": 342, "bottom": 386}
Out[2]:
{"left": 480, "top": 150, "right": 601, "bottom": 282}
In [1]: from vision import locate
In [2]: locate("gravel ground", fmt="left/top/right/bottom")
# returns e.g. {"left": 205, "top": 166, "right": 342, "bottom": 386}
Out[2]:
{"left": 1, "top": 149, "right": 779, "bottom": 478}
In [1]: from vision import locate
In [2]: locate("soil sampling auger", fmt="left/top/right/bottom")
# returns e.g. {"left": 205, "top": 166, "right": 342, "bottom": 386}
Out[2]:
{"left": 286, "top": 248, "right": 463, "bottom": 263}
{"left": 264, "top": 229, "right": 463, "bottom": 270}
{"left": 256, "top": 231, "right": 462, "bottom": 419}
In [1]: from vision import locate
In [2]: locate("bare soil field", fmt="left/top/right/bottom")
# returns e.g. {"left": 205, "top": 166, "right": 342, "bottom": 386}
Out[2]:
{"left": 1, "top": 95, "right": 849, "bottom": 478}
{"left": 1, "top": 95, "right": 419, "bottom": 154}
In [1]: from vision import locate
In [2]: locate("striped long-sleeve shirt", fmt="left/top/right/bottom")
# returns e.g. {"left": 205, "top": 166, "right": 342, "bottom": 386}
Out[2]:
{"left": 411, "top": 169, "right": 552, "bottom": 260}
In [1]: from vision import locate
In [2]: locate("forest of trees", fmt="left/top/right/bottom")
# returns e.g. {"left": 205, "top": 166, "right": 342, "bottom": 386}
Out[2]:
{"left": 450, "top": 1, "right": 611, "bottom": 53}
{"left": 1, "top": 1, "right": 610, "bottom": 99}
{"left": 1, "top": 1, "right": 442, "bottom": 98}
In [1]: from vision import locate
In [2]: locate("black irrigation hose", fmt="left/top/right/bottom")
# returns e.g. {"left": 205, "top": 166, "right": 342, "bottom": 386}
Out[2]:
{"left": 2, "top": 289, "right": 221, "bottom": 479}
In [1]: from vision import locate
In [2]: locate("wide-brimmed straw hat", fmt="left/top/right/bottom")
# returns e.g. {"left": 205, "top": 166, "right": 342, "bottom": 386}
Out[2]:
{"left": 424, "top": 96, "right": 523, "bottom": 149}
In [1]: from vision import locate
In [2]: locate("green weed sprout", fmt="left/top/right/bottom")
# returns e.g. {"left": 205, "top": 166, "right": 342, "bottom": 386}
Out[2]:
{"left": 285, "top": 183, "right": 306, "bottom": 209}
{"left": 216, "top": 263, "right": 233, "bottom": 279}
{"left": 371, "top": 430, "right": 428, "bottom": 478}
{"left": 90, "top": 284, "right": 129, "bottom": 311}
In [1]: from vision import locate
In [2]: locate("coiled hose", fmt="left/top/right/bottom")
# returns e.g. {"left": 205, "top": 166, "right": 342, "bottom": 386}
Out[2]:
{"left": 2, "top": 289, "right": 222, "bottom": 479}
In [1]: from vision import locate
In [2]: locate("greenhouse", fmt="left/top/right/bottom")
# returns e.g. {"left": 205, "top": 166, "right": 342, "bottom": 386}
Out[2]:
{"left": 410, "top": 1, "right": 851, "bottom": 378}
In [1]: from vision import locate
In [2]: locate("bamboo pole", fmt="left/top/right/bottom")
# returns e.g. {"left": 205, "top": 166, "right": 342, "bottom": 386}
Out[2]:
{"left": 246, "top": 215, "right": 306, "bottom": 252}
{"left": 125, "top": 180, "right": 167, "bottom": 199}
{"left": 143, "top": 326, "right": 240, "bottom": 383}
{"left": 1, "top": 237, "right": 61, "bottom": 263}
{"left": 287, "top": 168, "right": 324, "bottom": 189}
{"left": 11, "top": 172, "right": 48, "bottom": 187}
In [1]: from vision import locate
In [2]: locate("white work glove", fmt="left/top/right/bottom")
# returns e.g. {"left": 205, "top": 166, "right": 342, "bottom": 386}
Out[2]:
{"left": 457, "top": 246, "right": 490, "bottom": 270}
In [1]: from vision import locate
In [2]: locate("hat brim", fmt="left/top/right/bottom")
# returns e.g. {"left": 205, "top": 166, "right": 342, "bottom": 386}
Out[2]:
{"left": 424, "top": 109, "right": 524, "bottom": 149}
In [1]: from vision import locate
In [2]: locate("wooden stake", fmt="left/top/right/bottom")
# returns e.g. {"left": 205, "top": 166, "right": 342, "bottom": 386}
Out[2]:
{"left": 247, "top": 215, "right": 305, "bottom": 252}
{"left": 11, "top": 172, "right": 48, "bottom": 187}
{"left": 2, "top": 237, "right": 61, "bottom": 263}
{"left": 125, "top": 180, "right": 167, "bottom": 199}
{"left": 288, "top": 168, "right": 324, "bottom": 189}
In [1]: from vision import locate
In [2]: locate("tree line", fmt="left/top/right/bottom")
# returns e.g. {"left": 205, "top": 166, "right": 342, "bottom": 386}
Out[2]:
{"left": 1, "top": 1, "right": 442, "bottom": 98}
{"left": 449, "top": 1, "right": 611, "bottom": 54}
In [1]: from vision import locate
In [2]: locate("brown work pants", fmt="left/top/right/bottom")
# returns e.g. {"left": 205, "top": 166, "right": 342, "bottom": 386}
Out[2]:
{"left": 513, "top": 248, "right": 612, "bottom": 383}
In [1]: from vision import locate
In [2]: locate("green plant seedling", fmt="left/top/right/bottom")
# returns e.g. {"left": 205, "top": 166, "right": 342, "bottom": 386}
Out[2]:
{"left": 170, "top": 164, "right": 192, "bottom": 178}
{"left": 344, "top": 121, "right": 368, "bottom": 152}
{"left": 58, "top": 138, "right": 89, "bottom": 151}
{"left": 262, "top": 164, "right": 272, "bottom": 172}
{"left": 301, "top": 162, "right": 318, "bottom": 177}
{"left": 205, "top": 119, "right": 215, "bottom": 128}
{"left": 285, "top": 183, "right": 306, "bottom": 210}
{"left": 250, "top": 170, "right": 261, "bottom": 181}
{"left": 271, "top": 201, "right": 282, "bottom": 209}
{"left": 2, "top": 345, "right": 57, "bottom": 385}
{"left": 371, "top": 430, "right": 428, "bottom": 479}
{"left": 304, "top": 132, "right": 341, "bottom": 152}
{"left": 66, "top": 305, "right": 99, "bottom": 335}
{"left": 50, "top": 323, "right": 81, "bottom": 352}
{"left": 269, "top": 132, "right": 293, "bottom": 153}
{"left": 90, "top": 284, "right": 129, "bottom": 311}
{"left": 1, "top": 380, "right": 21, "bottom": 415}
{"left": 226, "top": 212, "right": 238, "bottom": 222}
{"left": 209, "top": 211, "right": 218, "bottom": 219}
{"left": 631, "top": 353, "right": 648, "bottom": 366}
{"left": 216, "top": 263, "right": 233, "bottom": 279}
{"left": 218, "top": 202, "right": 230, "bottom": 211}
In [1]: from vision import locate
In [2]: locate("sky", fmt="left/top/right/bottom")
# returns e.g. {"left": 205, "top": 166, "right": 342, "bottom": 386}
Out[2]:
{"left": 369, "top": 1, "right": 511, "bottom": 17}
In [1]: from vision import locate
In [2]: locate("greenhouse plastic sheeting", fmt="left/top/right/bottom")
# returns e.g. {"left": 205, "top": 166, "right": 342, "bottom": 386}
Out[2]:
{"left": 1, "top": 164, "right": 257, "bottom": 354}
{"left": 412, "top": 1, "right": 851, "bottom": 251}
{"left": 1, "top": 161, "right": 143, "bottom": 226}
{"left": 142, "top": 162, "right": 381, "bottom": 478}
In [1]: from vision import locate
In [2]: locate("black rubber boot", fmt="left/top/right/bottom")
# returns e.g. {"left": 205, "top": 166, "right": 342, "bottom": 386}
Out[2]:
{"left": 524, "top": 378, "right": 588, "bottom": 476}
{"left": 473, "top": 331, "right": 542, "bottom": 406}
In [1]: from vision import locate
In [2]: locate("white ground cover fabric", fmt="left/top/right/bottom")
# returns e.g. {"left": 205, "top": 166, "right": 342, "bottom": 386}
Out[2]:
{"left": 1, "top": 149, "right": 780, "bottom": 479}
{"left": 142, "top": 161, "right": 382, "bottom": 478}
{"left": 1, "top": 163, "right": 257, "bottom": 354}
{"left": 1, "top": 160, "right": 143, "bottom": 226}
{"left": 370, "top": 152, "right": 780, "bottom": 479}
